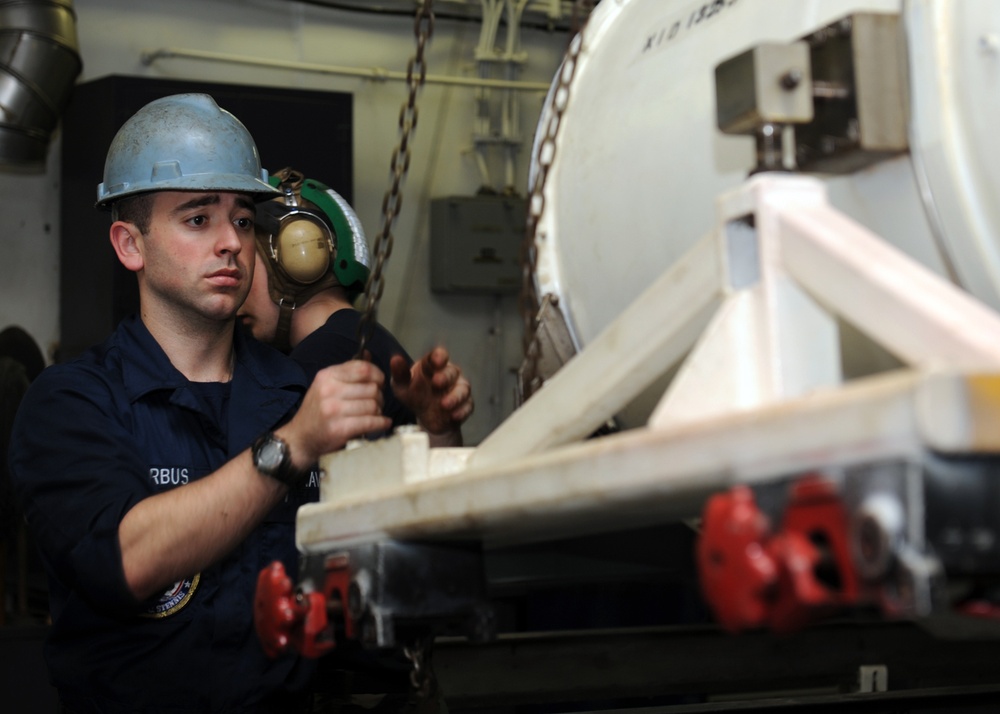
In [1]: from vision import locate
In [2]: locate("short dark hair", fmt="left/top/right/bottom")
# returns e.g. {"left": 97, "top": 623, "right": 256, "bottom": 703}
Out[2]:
{"left": 111, "top": 192, "right": 155, "bottom": 234}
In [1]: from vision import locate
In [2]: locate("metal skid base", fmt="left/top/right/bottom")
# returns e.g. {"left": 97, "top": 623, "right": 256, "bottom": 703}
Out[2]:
{"left": 255, "top": 538, "right": 494, "bottom": 659}
{"left": 294, "top": 175, "right": 1000, "bottom": 631}
{"left": 699, "top": 454, "right": 1000, "bottom": 634}
{"left": 255, "top": 175, "right": 1000, "bottom": 708}
{"left": 297, "top": 539, "right": 495, "bottom": 650}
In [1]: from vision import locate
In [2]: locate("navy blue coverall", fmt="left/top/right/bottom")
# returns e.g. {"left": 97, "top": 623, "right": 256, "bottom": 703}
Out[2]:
{"left": 9, "top": 315, "right": 318, "bottom": 713}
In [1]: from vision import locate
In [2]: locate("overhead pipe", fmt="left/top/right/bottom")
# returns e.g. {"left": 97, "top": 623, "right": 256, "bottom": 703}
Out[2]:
{"left": 140, "top": 47, "right": 552, "bottom": 91}
{"left": 0, "top": 0, "right": 82, "bottom": 169}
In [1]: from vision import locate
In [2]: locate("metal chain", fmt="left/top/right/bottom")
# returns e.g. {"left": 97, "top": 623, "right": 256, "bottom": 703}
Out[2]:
{"left": 518, "top": 6, "right": 589, "bottom": 401}
{"left": 355, "top": 0, "right": 435, "bottom": 359}
{"left": 402, "top": 635, "right": 437, "bottom": 703}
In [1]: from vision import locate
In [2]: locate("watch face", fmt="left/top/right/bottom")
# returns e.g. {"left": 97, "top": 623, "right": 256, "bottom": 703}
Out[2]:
{"left": 257, "top": 438, "right": 286, "bottom": 472}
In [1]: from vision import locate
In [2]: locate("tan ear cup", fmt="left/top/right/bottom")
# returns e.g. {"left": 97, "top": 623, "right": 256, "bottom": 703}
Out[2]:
{"left": 275, "top": 216, "right": 332, "bottom": 283}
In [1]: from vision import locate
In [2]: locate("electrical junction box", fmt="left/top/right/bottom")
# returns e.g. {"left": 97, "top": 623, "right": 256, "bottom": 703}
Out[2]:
{"left": 430, "top": 195, "right": 526, "bottom": 294}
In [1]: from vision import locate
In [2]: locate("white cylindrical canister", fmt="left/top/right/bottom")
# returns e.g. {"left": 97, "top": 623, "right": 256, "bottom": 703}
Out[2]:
{"left": 531, "top": 0, "right": 1000, "bottom": 359}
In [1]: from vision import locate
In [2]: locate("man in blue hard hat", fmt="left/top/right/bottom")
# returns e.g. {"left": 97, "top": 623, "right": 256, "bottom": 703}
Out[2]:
{"left": 8, "top": 93, "right": 389, "bottom": 713}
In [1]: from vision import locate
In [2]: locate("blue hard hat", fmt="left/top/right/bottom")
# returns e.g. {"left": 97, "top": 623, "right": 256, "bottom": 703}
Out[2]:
{"left": 96, "top": 93, "right": 280, "bottom": 209}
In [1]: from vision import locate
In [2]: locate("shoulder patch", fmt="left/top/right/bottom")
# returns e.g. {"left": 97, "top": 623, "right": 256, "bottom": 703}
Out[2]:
{"left": 140, "top": 574, "right": 200, "bottom": 618}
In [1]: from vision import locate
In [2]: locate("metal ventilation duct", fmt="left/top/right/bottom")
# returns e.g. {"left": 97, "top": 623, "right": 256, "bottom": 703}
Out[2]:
{"left": 0, "top": 0, "right": 81, "bottom": 169}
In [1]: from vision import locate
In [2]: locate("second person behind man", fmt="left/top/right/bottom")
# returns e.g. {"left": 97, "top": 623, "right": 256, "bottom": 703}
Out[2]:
{"left": 239, "top": 167, "right": 474, "bottom": 447}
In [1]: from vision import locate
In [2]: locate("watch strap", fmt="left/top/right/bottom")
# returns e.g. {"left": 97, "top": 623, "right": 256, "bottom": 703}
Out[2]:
{"left": 252, "top": 432, "right": 310, "bottom": 487}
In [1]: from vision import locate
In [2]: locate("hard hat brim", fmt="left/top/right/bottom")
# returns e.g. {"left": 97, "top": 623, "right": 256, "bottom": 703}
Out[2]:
{"left": 96, "top": 173, "right": 281, "bottom": 210}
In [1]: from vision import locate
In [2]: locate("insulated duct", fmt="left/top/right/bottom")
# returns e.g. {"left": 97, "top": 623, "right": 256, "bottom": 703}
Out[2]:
{"left": 0, "top": 0, "right": 81, "bottom": 169}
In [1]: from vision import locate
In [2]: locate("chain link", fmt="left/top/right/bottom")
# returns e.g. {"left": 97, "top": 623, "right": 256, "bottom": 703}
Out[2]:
{"left": 402, "top": 635, "right": 437, "bottom": 702}
{"left": 355, "top": 0, "right": 435, "bottom": 359}
{"left": 518, "top": 5, "right": 589, "bottom": 401}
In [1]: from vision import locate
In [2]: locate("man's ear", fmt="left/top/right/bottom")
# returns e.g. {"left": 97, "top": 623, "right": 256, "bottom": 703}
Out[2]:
{"left": 109, "top": 221, "right": 144, "bottom": 273}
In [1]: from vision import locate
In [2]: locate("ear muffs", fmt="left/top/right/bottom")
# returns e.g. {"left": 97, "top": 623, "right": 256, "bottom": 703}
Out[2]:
{"left": 272, "top": 210, "right": 333, "bottom": 284}
{"left": 262, "top": 177, "right": 334, "bottom": 285}
{"left": 263, "top": 174, "right": 370, "bottom": 293}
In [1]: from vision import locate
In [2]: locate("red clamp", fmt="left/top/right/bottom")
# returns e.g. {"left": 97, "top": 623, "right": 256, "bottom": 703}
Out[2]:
{"left": 697, "top": 476, "right": 861, "bottom": 633}
{"left": 254, "top": 557, "right": 359, "bottom": 659}
{"left": 254, "top": 561, "right": 335, "bottom": 659}
{"left": 696, "top": 485, "right": 778, "bottom": 632}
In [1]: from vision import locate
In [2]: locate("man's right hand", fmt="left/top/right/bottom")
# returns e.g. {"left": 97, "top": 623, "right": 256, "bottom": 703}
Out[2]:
{"left": 279, "top": 360, "right": 391, "bottom": 471}
{"left": 120, "top": 363, "right": 390, "bottom": 602}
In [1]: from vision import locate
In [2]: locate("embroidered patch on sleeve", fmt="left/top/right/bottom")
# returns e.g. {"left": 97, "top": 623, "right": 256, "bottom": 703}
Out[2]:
{"left": 140, "top": 574, "right": 200, "bottom": 618}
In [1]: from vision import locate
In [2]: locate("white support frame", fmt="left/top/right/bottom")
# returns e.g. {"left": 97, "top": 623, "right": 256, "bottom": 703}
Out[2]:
{"left": 298, "top": 174, "right": 1000, "bottom": 553}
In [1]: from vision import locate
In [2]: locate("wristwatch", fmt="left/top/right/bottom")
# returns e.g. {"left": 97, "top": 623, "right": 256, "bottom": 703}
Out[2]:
{"left": 252, "top": 432, "right": 308, "bottom": 486}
